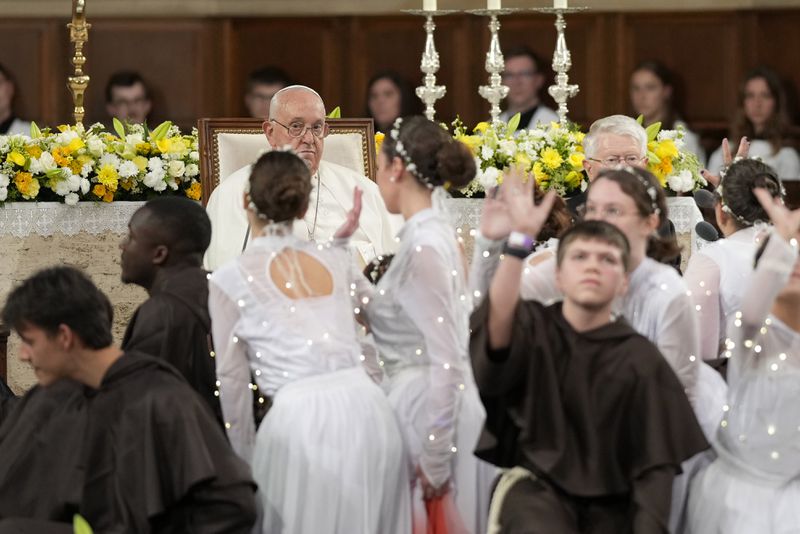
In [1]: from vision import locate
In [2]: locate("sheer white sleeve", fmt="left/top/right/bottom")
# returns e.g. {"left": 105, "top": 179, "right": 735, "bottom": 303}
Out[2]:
{"left": 740, "top": 234, "right": 797, "bottom": 336}
{"left": 208, "top": 278, "right": 255, "bottom": 464}
{"left": 655, "top": 293, "right": 701, "bottom": 404}
{"left": 684, "top": 252, "right": 723, "bottom": 360}
{"left": 397, "top": 246, "right": 466, "bottom": 488}
{"left": 468, "top": 233, "right": 503, "bottom": 309}
{"left": 519, "top": 254, "right": 561, "bottom": 303}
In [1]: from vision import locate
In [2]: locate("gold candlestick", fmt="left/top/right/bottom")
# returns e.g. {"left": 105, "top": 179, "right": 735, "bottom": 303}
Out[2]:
{"left": 67, "top": 0, "right": 91, "bottom": 125}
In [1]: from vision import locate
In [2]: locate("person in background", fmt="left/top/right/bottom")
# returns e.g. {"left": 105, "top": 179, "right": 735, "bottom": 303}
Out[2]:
{"left": 0, "top": 64, "right": 31, "bottom": 136}
{"left": 708, "top": 66, "right": 800, "bottom": 180}
{"left": 629, "top": 60, "right": 705, "bottom": 164}
{"left": 105, "top": 70, "right": 152, "bottom": 126}
{"left": 499, "top": 46, "right": 558, "bottom": 130}
{"left": 366, "top": 71, "right": 423, "bottom": 134}
{"left": 244, "top": 66, "right": 292, "bottom": 119}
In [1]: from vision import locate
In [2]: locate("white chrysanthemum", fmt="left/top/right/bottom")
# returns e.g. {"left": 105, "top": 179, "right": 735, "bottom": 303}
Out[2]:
{"left": 189, "top": 150, "right": 199, "bottom": 161}
{"left": 0, "top": 137, "right": 9, "bottom": 153}
{"left": 0, "top": 173, "right": 8, "bottom": 188}
{"left": 64, "top": 192, "right": 79, "bottom": 206}
{"left": 143, "top": 170, "right": 167, "bottom": 190}
{"left": 80, "top": 178, "right": 91, "bottom": 194}
{"left": 0, "top": 186, "right": 6, "bottom": 201}
{"left": 67, "top": 174, "right": 81, "bottom": 191}
{"left": 168, "top": 178, "right": 179, "bottom": 190}
{"left": 499, "top": 139, "right": 516, "bottom": 157}
{"left": 118, "top": 160, "right": 139, "bottom": 178}
{"left": 480, "top": 145, "right": 494, "bottom": 161}
{"left": 667, "top": 169, "right": 694, "bottom": 193}
{"left": 99, "top": 153, "right": 121, "bottom": 168}
{"left": 148, "top": 157, "right": 164, "bottom": 172}
{"left": 81, "top": 162, "right": 93, "bottom": 178}
{"left": 87, "top": 137, "right": 105, "bottom": 156}
{"left": 55, "top": 180, "right": 71, "bottom": 196}
{"left": 478, "top": 166, "right": 500, "bottom": 190}
{"left": 167, "top": 160, "right": 185, "bottom": 178}
{"left": 185, "top": 163, "right": 199, "bottom": 177}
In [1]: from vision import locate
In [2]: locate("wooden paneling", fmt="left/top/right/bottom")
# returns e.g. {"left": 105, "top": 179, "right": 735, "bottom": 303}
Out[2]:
{"left": 0, "top": 9, "right": 798, "bottom": 143}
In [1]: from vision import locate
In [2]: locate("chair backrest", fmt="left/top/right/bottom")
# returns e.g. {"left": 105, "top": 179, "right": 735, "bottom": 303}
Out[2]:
{"left": 198, "top": 117, "right": 377, "bottom": 205}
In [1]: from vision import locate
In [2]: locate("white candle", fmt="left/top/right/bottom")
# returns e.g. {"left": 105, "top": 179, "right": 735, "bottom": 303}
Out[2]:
{"left": 554, "top": 0, "right": 567, "bottom": 8}
{"left": 423, "top": 0, "right": 436, "bottom": 11}
{"left": 488, "top": 0, "right": 501, "bottom": 9}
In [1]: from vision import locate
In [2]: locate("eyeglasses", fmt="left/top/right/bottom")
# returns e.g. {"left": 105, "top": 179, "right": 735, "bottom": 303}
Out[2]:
{"left": 578, "top": 204, "right": 636, "bottom": 220}
{"left": 587, "top": 155, "right": 644, "bottom": 167}
{"left": 500, "top": 70, "right": 536, "bottom": 81}
{"left": 271, "top": 119, "right": 328, "bottom": 139}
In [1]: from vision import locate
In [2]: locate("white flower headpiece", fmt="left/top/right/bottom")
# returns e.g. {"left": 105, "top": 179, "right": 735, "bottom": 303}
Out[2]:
{"left": 389, "top": 117, "right": 435, "bottom": 189}
{"left": 621, "top": 165, "right": 661, "bottom": 216}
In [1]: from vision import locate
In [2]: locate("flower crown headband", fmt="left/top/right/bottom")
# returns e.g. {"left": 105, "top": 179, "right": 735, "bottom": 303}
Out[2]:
{"left": 609, "top": 166, "right": 661, "bottom": 216}
{"left": 389, "top": 117, "right": 436, "bottom": 190}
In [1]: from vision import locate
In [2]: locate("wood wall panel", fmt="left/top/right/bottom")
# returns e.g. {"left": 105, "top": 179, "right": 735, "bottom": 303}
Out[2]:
{"left": 0, "top": 9, "right": 798, "bottom": 149}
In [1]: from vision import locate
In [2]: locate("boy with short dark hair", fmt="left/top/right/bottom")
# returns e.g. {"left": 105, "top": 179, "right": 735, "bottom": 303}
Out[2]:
{"left": 470, "top": 173, "right": 708, "bottom": 533}
{"left": 0, "top": 266, "right": 256, "bottom": 533}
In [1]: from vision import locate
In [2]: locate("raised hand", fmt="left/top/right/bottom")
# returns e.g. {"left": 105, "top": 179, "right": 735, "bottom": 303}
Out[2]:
{"left": 701, "top": 137, "right": 750, "bottom": 188}
{"left": 478, "top": 187, "right": 513, "bottom": 240}
{"left": 500, "top": 166, "right": 557, "bottom": 238}
{"left": 334, "top": 187, "right": 363, "bottom": 239}
{"left": 754, "top": 187, "right": 800, "bottom": 241}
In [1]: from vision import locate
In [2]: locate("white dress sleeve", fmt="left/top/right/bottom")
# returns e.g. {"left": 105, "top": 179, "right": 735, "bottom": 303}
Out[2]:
{"left": 655, "top": 292, "right": 701, "bottom": 404}
{"left": 396, "top": 245, "right": 466, "bottom": 488}
{"left": 208, "top": 277, "right": 256, "bottom": 464}
{"left": 519, "top": 254, "right": 562, "bottom": 303}
{"left": 468, "top": 233, "right": 504, "bottom": 308}
{"left": 683, "top": 252, "right": 723, "bottom": 360}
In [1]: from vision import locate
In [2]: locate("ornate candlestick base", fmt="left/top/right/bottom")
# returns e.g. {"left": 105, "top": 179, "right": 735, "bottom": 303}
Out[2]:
{"left": 534, "top": 6, "right": 587, "bottom": 125}
{"left": 403, "top": 9, "right": 457, "bottom": 121}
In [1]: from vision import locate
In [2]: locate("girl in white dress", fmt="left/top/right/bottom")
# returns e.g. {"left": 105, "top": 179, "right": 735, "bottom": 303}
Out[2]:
{"left": 684, "top": 158, "right": 784, "bottom": 360}
{"left": 688, "top": 189, "right": 800, "bottom": 533}
{"left": 209, "top": 151, "right": 410, "bottom": 534}
{"left": 355, "top": 116, "right": 495, "bottom": 533}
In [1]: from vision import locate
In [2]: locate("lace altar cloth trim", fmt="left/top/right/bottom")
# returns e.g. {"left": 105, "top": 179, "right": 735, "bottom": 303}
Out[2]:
{"left": 0, "top": 201, "right": 146, "bottom": 237}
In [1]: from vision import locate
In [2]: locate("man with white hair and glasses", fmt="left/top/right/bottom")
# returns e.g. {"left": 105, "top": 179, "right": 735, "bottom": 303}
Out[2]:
{"left": 205, "top": 85, "right": 398, "bottom": 270}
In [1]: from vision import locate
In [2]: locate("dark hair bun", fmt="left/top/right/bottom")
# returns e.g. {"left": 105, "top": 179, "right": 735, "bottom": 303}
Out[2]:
{"left": 721, "top": 159, "right": 783, "bottom": 227}
{"left": 249, "top": 151, "right": 312, "bottom": 223}
{"left": 437, "top": 140, "right": 476, "bottom": 189}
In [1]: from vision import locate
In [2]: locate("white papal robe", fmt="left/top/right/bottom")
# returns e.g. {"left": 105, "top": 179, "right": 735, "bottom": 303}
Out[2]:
{"left": 204, "top": 160, "right": 400, "bottom": 270}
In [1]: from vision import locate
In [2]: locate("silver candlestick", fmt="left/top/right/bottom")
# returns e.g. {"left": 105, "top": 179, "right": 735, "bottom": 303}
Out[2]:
{"left": 535, "top": 6, "right": 587, "bottom": 125}
{"left": 404, "top": 10, "right": 456, "bottom": 121}
{"left": 468, "top": 8, "right": 519, "bottom": 126}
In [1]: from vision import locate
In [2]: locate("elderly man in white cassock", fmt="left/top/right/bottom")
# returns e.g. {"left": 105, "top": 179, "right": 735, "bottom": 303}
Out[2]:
{"left": 205, "top": 85, "right": 398, "bottom": 270}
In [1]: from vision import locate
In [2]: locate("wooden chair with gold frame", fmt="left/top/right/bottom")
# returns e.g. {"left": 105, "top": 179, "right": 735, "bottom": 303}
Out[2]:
{"left": 197, "top": 117, "right": 377, "bottom": 205}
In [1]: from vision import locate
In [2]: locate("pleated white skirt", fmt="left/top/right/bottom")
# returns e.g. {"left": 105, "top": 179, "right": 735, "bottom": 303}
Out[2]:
{"left": 386, "top": 365, "right": 497, "bottom": 534}
{"left": 687, "top": 450, "right": 800, "bottom": 534}
{"left": 252, "top": 366, "right": 411, "bottom": 534}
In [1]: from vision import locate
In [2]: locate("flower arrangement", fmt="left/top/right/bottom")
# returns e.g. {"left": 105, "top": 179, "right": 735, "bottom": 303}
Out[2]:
{"left": 0, "top": 119, "right": 201, "bottom": 204}
{"left": 640, "top": 117, "right": 706, "bottom": 194}
{"left": 452, "top": 115, "right": 587, "bottom": 197}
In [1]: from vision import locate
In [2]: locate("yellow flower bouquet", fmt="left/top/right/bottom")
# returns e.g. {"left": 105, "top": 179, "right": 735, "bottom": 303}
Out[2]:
{"left": 0, "top": 120, "right": 201, "bottom": 204}
{"left": 452, "top": 115, "right": 586, "bottom": 197}
{"left": 639, "top": 116, "right": 705, "bottom": 194}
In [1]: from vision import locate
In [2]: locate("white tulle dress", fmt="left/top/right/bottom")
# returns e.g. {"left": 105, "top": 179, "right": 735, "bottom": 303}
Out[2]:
{"left": 209, "top": 226, "right": 411, "bottom": 534}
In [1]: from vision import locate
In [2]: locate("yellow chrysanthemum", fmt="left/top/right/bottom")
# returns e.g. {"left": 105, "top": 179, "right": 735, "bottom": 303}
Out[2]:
{"left": 25, "top": 145, "right": 43, "bottom": 158}
{"left": 473, "top": 122, "right": 490, "bottom": 134}
{"left": 540, "top": 147, "right": 563, "bottom": 170}
{"left": 14, "top": 172, "right": 39, "bottom": 199}
{"left": 374, "top": 132, "right": 385, "bottom": 155}
{"left": 6, "top": 151, "right": 25, "bottom": 166}
{"left": 654, "top": 139, "right": 678, "bottom": 162}
{"left": 97, "top": 164, "right": 119, "bottom": 192}
{"left": 135, "top": 142, "right": 152, "bottom": 156}
{"left": 185, "top": 181, "right": 202, "bottom": 201}
{"left": 568, "top": 152, "right": 585, "bottom": 170}
{"left": 133, "top": 155, "right": 149, "bottom": 172}
{"left": 93, "top": 184, "right": 107, "bottom": 198}
{"left": 456, "top": 135, "right": 482, "bottom": 156}
{"left": 69, "top": 159, "right": 83, "bottom": 175}
{"left": 52, "top": 146, "right": 72, "bottom": 167}
{"left": 66, "top": 138, "right": 85, "bottom": 153}
{"left": 532, "top": 162, "right": 549, "bottom": 183}
{"left": 514, "top": 152, "right": 532, "bottom": 169}
{"left": 566, "top": 170, "right": 583, "bottom": 189}
{"left": 573, "top": 131, "right": 586, "bottom": 144}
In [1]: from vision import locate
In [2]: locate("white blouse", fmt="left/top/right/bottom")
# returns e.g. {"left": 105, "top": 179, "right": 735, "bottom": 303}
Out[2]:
{"left": 718, "top": 232, "right": 800, "bottom": 480}
{"left": 356, "top": 208, "right": 475, "bottom": 488}
{"left": 683, "top": 226, "right": 760, "bottom": 360}
{"left": 471, "top": 237, "right": 700, "bottom": 402}
{"left": 209, "top": 232, "right": 364, "bottom": 461}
